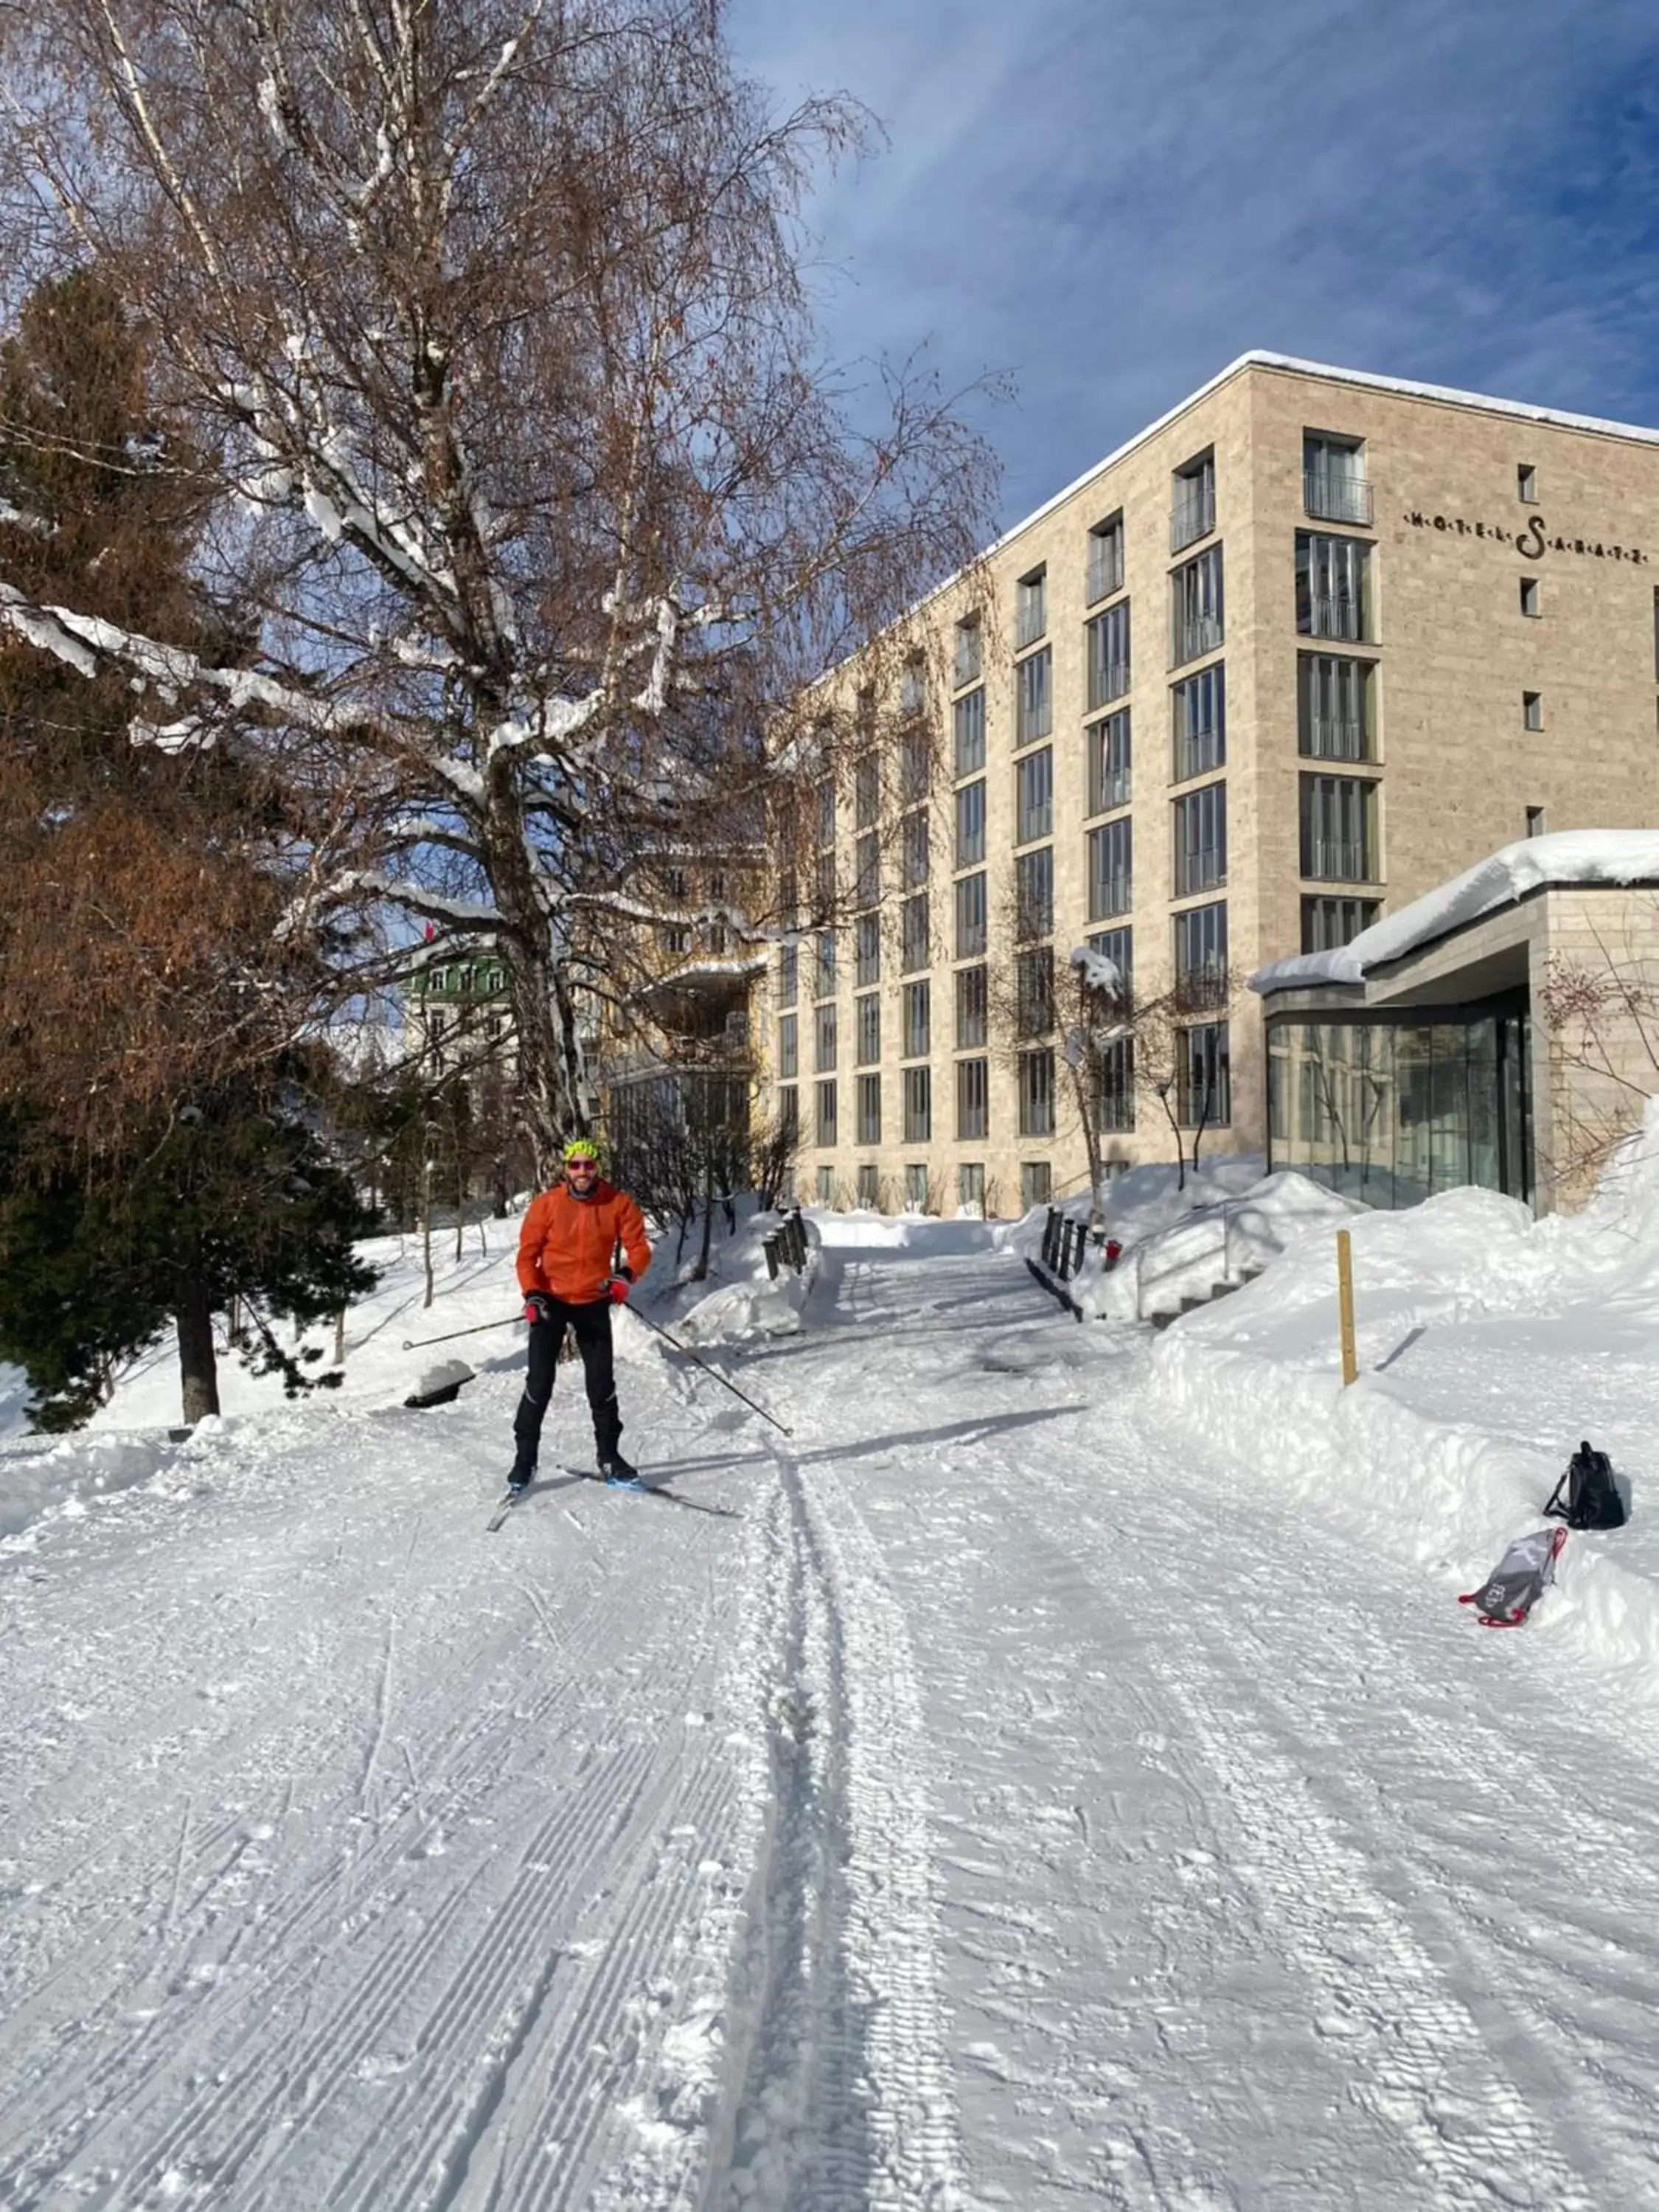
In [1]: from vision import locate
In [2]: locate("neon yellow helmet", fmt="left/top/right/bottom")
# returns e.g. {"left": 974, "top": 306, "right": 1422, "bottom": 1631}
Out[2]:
{"left": 563, "top": 1138, "right": 602, "bottom": 1166}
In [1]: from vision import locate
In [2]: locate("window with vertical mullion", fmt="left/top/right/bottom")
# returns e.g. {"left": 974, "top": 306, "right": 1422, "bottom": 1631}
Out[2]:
{"left": 1018, "top": 1048, "right": 1056, "bottom": 1137}
{"left": 902, "top": 978, "right": 931, "bottom": 1059}
{"left": 956, "top": 1057, "right": 990, "bottom": 1140}
{"left": 855, "top": 991, "right": 880, "bottom": 1066}
{"left": 902, "top": 1065, "right": 931, "bottom": 1144}
{"left": 1088, "top": 512, "right": 1125, "bottom": 603}
{"left": 855, "top": 753, "right": 879, "bottom": 829}
{"left": 1298, "top": 653, "right": 1372, "bottom": 760}
{"left": 953, "top": 686, "right": 985, "bottom": 776}
{"left": 1172, "top": 663, "right": 1225, "bottom": 781}
{"left": 900, "top": 891, "right": 931, "bottom": 973}
{"left": 856, "top": 1072, "right": 881, "bottom": 1146}
{"left": 1088, "top": 708, "right": 1131, "bottom": 815}
{"left": 815, "top": 1001, "right": 838, "bottom": 1073}
{"left": 1015, "top": 947, "right": 1054, "bottom": 1037}
{"left": 1016, "top": 568, "right": 1047, "bottom": 650}
{"left": 954, "top": 618, "right": 982, "bottom": 688}
{"left": 1015, "top": 746, "right": 1053, "bottom": 845}
{"left": 1016, "top": 645, "right": 1053, "bottom": 744}
{"left": 954, "top": 873, "right": 987, "bottom": 959}
{"left": 1173, "top": 782, "right": 1227, "bottom": 896}
{"left": 956, "top": 963, "right": 988, "bottom": 1048}
{"left": 1296, "top": 532, "right": 1371, "bottom": 641}
{"left": 1299, "top": 773, "right": 1377, "bottom": 881}
{"left": 855, "top": 913, "right": 880, "bottom": 987}
{"left": 1088, "top": 817, "right": 1133, "bottom": 920}
{"left": 1172, "top": 544, "right": 1224, "bottom": 664}
{"left": 1174, "top": 900, "right": 1228, "bottom": 1009}
{"left": 955, "top": 779, "right": 986, "bottom": 868}
{"left": 1015, "top": 846, "right": 1054, "bottom": 942}
{"left": 1086, "top": 601, "right": 1131, "bottom": 709}
{"left": 777, "top": 1012, "right": 798, "bottom": 1079}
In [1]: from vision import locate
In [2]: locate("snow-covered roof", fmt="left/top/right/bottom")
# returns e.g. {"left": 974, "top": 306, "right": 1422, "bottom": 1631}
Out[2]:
{"left": 1251, "top": 830, "right": 1659, "bottom": 995}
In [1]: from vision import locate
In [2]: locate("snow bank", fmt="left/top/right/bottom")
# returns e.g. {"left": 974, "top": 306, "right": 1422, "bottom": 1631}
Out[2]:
{"left": 0, "top": 1427, "right": 187, "bottom": 1541}
{"left": 1147, "top": 1107, "right": 1659, "bottom": 1696}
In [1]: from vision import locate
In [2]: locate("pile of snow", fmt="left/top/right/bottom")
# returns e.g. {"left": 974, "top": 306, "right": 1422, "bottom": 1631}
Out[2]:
{"left": 666, "top": 1208, "right": 822, "bottom": 1346}
{"left": 1149, "top": 1102, "right": 1659, "bottom": 1690}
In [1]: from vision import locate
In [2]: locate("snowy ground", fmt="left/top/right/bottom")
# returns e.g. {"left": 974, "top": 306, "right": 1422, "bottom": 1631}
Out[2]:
{"left": 5, "top": 1172, "right": 1659, "bottom": 2209}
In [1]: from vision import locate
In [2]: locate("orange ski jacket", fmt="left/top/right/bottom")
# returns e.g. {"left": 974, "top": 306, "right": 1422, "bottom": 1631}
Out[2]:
{"left": 516, "top": 1178, "right": 652, "bottom": 1306}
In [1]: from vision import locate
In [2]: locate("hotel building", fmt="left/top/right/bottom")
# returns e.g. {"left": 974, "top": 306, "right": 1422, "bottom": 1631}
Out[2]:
{"left": 759, "top": 352, "right": 1659, "bottom": 1214}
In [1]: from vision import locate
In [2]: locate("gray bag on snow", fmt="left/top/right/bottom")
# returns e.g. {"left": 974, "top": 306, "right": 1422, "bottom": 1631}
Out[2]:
{"left": 1458, "top": 1525, "right": 1567, "bottom": 1629}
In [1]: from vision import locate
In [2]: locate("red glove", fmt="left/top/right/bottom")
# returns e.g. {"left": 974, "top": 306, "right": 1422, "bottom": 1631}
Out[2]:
{"left": 524, "top": 1293, "right": 553, "bottom": 1324}
{"left": 607, "top": 1276, "right": 631, "bottom": 1306}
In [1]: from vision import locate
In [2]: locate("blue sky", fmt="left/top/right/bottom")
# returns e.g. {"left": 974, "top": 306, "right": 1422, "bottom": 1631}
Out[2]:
{"left": 727, "top": 0, "right": 1659, "bottom": 529}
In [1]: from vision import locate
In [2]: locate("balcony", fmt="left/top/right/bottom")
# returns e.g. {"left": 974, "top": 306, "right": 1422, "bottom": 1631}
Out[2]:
{"left": 1173, "top": 613, "right": 1223, "bottom": 665}
{"left": 1304, "top": 838, "right": 1373, "bottom": 882}
{"left": 1304, "top": 594, "right": 1363, "bottom": 642}
{"left": 1301, "top": 715, "right": 1368, "bottom": 762}
{"left": 1088, "top": 658, "right": 1131, "bottom": 710}
{"left": 1170, "top": 483, "right": 1216, "bottom": 552}
{"left": 1088, "top": 542, "right": 1125, "bottom": 602}
{"left": 1305, "top": 468, "right": 1374, "bottom": 526}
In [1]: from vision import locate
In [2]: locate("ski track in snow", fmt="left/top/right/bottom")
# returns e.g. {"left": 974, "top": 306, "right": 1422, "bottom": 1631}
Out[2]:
{"left": 5, "top": 1231, "right": 1659, "bottom": 2207}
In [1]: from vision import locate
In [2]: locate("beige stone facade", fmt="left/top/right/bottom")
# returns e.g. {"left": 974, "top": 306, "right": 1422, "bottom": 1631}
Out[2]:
{"left": 757, "top": 354, "right": 1659, "bottom": 1214}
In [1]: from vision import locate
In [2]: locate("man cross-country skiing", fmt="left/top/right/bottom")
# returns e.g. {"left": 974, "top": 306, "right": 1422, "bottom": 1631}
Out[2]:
{"left": 510, "top": 1139, "right": 652, "bottom": 1491}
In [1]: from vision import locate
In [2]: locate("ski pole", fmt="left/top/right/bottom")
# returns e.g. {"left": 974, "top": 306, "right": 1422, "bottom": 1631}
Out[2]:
{"left": 401, "top": 1313, "right": 524, "bottom": 1352}
{"left": 627, "top": 1304, "right": 793, "bottom": 1438}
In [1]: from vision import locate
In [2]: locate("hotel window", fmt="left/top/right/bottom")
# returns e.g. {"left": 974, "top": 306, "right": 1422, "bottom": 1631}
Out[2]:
{"left": 901, "top": 891, "right": 930, "bottom": 972}
{"left": 953, "top": 686, "right": 986, "bottom": 776}
{"left": 1523, "top": 690, "right": 1543, "bottom": 731}
{"left": 857, "top": 1162, "right": 879, "bottom": 1207}
{"left": 1016, "top": 946, "right": 1054, "bottom": 1037}
{"left": 1520, "top": 576, "right": 1540, "bottom": 618}
{"left": 816, "top": 778, "right": 836, "bottom": 849}
{"left": 815, "top": 1001, "right": 838, "bottom": 1073}
{"left": 1173, "top": 782, "right": 1226, "bottom": 897}
{"left": 813, "top": 845, "right": 835, "bottom": 911}
{"left": 855, "top": 752, "right": 879, "bottom": 828}
{"left": 1171, "top": 544, "right": 1224, "bottom": 664}
{"left": 778, "top": 942, "right": 799, "bottom": 1006}
{"left": 1300, "top": 773, "right": 1378, "bottom": 881}
{"left": 1086, "top": 600, "right": 1132, "bottom": 709}
{"left": 956, "top": 779, "right": 986, "bottom": 867}
{"left": 1303, "top": 432, "right": 1371, "bottom": 526}
{"left": 816, "top": 1164, "right": 834, "bottom": 1204}
{"left": 904, "top": 1163, "right": 929, "bottom": 1211}
{"left": 1171, "top": 451, "right": 1216, "bottom": 553}
{"left": 955, "top": 616, "right": 983, "bottom": 688}
{"left": 1177, "top": 1022, "right": 1231, "bottom": 1127}
{"left": 1526, "top": 805, "right": 1546, "bottom": 838}
{"left": 1296, "top": 531, "right": 1371, "bottom": 641}
{"left": 1016, "top": 566, "right": 1048, "bottom": 649}
{"left": 1015, "top": 746, "right": 1054, "bottom": 844}
{"left": 1298, "top": 653, "right": 1374, "bottom": 761}
{"left": 954, "top": 872, "right": 987, "bottom": 959}
{"left": 1518, "top": 464, "right": 1538, "bottom": 504}
{"left": 855, "top": 912, "right": 880, "bottom": 987}
{"left": 658, "top": 923, "right": 690, "bottom": 955}
{"left": 956, "top": 1057, "right": 990, "bottom": 1141}
{"left": 1301, "top": 894, "right": 1380, "bottom": 952}
{"left": 1172, "top": 662, "right": 1225, "bottom": 781}
{"left": 1096, "top": 1035, "right": 1135, "bottom": 1131}
{"left": 902, "top": 978, "right": 931, "bottom": 1058}
{"left": 900, "top": 808, "right": 930, "bottom": 888}
{"left": 1015, "top": 846, "right": 1054, "bottom": 941}
{"left": 956, "top": 963, "right": 988, "bottom": 1048}
{"left": 815, "top": 929, "right": 835, "bottom": 997}
{"left": 1018, "top": 1048, "right": 1056, "bottom": 1137}
{"left": 959, "top": 1162, "right": 986, "bottom": 1213}
{"left": 899, "top": 725, "right": 930, "bottom": 807}
{"left": 900, "top": 657, "right": 926, "bottom": 717}
{"left": 1088, "top": 816, "right": 1133, "bottom": 920}
{"left": 855, "top": 991, "right": 880, "bottom": 1065}
{"left": 779, "top": 1085, "right": 799, "bottom": 1144}
{"left": 1089, "top": 709, "right": 1132, "bottom": 814}
{"left": 1088, "top": 512, "right": 1125, "bottom": 603}
{"left": 815, "top": 1079, "right": 838, "bottom": 1147}
{"left": 854, "top": 830, "right": 879, "bottom": 909}
{"left": 902, "top": 1066, "right": 932, "bottom": 1144}
{"left": 1022, "top": 1161, "right": 1054, "bottom": 1209}
{"left": 857, "top": 1073, "right": 882, "bottom": 1146}
{"left": 1174, "top": 900, "right": 1228, "bottom": 1009}
{"left": 1087, "top": 924, "right": 1133, "bottom": 1001}
{"left": 1016, "top": 644, "right": 1053, "bottom": 743}
{"left": 777, "top": 1012, "right": 799, "bottom": 1079}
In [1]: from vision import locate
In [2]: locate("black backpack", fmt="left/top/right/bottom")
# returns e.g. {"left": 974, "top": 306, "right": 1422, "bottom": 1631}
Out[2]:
{"left": 1544, "top": 1440, "right": 1627, "bottom": 1531}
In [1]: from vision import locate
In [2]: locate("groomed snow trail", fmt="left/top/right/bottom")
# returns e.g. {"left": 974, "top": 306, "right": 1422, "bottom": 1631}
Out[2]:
{"left": 5, "top": 1225, "right": 1659, "bottom": 2209}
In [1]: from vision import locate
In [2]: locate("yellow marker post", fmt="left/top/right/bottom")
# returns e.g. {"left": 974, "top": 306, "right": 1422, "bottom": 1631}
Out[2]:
{"left": 1336, "top": 1228, "right": 1358, "bottom": 1385}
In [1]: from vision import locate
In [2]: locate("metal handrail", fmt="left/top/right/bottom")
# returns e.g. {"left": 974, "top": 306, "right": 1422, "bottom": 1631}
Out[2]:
{"left": 1301, "top": 716, "right": 1368, "bottom": 760}
{"left": 1306, "top": 594, "right": 1363, "bottom": 641}
{"left": 1170, "top": 487, "right": 1216, "bottom": 552}
{"left": 1304, "top": 470, "right": 1373, "bottom": 525}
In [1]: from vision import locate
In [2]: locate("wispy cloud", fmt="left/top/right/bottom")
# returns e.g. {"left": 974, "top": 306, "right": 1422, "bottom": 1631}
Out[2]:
{"left": 728, "top": 0, "right": 1659, "bottom": 525}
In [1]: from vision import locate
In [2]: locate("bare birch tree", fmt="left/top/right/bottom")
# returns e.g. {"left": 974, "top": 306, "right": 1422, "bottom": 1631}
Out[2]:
{"left": 0, "top": 0, "right": 996, "bottom": 1178}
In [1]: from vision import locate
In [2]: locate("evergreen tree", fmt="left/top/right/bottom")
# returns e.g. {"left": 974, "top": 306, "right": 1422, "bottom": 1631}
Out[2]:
{"left": 0, "top": 1065, "right": 380, "bottom": 1429}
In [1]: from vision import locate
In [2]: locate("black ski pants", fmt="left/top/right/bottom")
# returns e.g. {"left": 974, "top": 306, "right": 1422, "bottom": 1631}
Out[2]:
{"left": 512, "top": 1298, "right": 622, "bottom": 1475}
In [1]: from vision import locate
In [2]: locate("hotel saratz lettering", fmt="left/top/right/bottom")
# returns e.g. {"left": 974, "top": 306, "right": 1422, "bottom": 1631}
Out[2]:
{"left": 1403, "top": 509, "right": 1648, "bottom": 564}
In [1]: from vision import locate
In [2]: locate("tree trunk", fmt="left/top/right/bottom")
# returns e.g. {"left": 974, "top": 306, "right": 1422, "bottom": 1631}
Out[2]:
{"left": 174, "top": 1274, "right": 220, "bottom": 1425}
{"left": 1067, "top": 1060, "right": 1104, "bottom": 1228}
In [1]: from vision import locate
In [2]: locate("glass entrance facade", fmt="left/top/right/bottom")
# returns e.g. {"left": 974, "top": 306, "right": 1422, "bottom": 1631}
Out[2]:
{"left": 1267, "top": 999, "right": 1531, "bottom": 1208}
